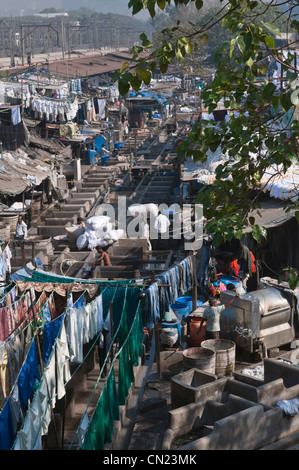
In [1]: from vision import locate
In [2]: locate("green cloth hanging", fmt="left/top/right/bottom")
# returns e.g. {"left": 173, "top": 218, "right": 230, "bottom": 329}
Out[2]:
{"left": 117, "top": 304, "right": 143, "bottom": 406}
{"left": 81, "top": 368, "right": 119, "bottom": 450}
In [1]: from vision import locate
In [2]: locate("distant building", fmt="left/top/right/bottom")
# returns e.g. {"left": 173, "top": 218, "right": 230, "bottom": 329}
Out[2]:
{"left": 34, "top": 12, "right": 68, "bottom": 18}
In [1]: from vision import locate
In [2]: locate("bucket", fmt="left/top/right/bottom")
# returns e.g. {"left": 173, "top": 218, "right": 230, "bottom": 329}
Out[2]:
{"left": 161, "top": 320, "right": 180, "bottom": 347}
{"left": 101, "top": 156, "right": 109, "bottom": 166}
{"left": 85, "top": 150, "right": 96, "bottom": 165}
{"left": 182, "top": 347, "right": 215, "bottom": 373}
{"left": 189, "top": 317, "right": 206, "bottom": 347}
{"left": 170, "top": 302, "right": 189, "bottom": 321}
{"left": 201, "top": 339, "right": 236, "bottom": 376}
{"left": 176, "top": 296, "right": 203, "bottom": 313}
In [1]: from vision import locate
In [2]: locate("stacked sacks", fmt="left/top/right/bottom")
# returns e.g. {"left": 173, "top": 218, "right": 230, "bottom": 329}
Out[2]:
{"left": 76, "top": 216, "right": 124, "bottom": 250}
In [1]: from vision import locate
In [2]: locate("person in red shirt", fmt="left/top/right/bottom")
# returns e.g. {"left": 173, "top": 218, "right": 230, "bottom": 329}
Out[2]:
{"left": 251, "top": 252, "right": 256, "bottom": 273}
{"left": 229, "top": 257, "right": 240, "bottom": 279}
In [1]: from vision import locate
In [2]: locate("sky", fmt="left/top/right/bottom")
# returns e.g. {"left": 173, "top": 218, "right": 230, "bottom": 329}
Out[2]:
{"left": 0, "top": 0, "right": 150, "bottom": 19}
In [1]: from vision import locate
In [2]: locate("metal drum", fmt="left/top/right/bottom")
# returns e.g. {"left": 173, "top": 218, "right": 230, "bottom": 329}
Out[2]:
{"left": 182, "top": 347, "right": 215, "bottom": 374}
{"left": 201, "top": 339, "right": 236, "bottom": 376}
{"left": 189, "top": 317, "right": 206, "bottom": 347}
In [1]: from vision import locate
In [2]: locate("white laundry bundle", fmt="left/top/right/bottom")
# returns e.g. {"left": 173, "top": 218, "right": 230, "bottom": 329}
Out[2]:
{"left": 76, "top": 232, "right": 88, "bottom": 250}
{"left": 85, "top": 215, "right": 111, "bottom": 230}
{"left": 104, "top": 229, "right": 124, "bottom": 242}
{"left": 95, "top": 222, "right": 113, "bottom": 238}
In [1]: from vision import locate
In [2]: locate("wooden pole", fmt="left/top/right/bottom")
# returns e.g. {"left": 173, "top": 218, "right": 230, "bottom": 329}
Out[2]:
{"left": 109, "top": 301, "right": 114, "bottom": 363}
{"left": 20, "top": 240, "right": 26, "bottom": 266}
{"left": 151, "top": 270, "right": 162, "bottom": 381}
{"left": 155, "top": 322, "right": 162, "bottom": 381}
{"left": 192, "top": 285, "right": 197, "bottom": 312}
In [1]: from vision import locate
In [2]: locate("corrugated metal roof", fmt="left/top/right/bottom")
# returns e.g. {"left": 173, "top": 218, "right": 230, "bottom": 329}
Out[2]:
{"left": 47, "top": 52, "right": 139, "bottom": 79}
{"left": 0, "top": 149, "right": 52, "bottom": 195}
{"left": 244, "top": 201, "right": 296, "bottom": 232}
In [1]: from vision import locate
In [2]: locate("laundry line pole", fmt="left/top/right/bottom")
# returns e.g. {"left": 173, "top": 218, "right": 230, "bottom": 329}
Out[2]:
{"left": 152, "top": 271, "right": 162, "bottom": 382}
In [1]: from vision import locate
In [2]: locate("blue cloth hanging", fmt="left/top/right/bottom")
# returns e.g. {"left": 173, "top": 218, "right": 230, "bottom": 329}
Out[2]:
{"left": 0, "top": 400, "right": 15, "bottom": 450}
{"left": 42, "top": 314, "right": 65, "bottom": 364}
{"left": 18, "top": 339, "right": 40, "bottom": 412}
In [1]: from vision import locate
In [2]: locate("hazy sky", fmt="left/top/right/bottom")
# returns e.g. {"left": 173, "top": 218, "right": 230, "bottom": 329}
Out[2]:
{"left": 1, "top": 0, "right": 150, "bottom": 19}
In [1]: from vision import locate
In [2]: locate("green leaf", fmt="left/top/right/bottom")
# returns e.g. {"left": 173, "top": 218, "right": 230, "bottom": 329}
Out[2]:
{"left": 265, "top": 35, "right": 275, "bottom": 49}
{"left": 244, "top": 31, "right": 252, "bottom": 51}
{"left": 130, "top": 75, "right": 142, "bottom": 91}
{"left": 246, "top": 56, "right": 254, "bottom": 68}
{"left": 157, "top": 0, "right": 166, "bottom": 9}
{"left": 287, "top": 71, "right": 298, "bottom": 83}
{"left": 159, "top": 61, "right": 168, "bottom": 74}
{"left": 252, "top": 225, "right": 261, "bottom": 242}
{"left": 199, "top": 34, "right": 209, "bottom": 45}
{"left": 258, "top": 63, "right": 268, "bottom": 75}
{"left": 212, "top": 232, "right": 223, "bottom": 247}
{"left": 230, "top": 38, "right": 236, "bottom": 58}
{"left": 139, "top": 33, "right": 151, "bottom": 47}
{"left": 185, "top": 42, "right": 193, "bottom": 54}
{"left": 271, "top": 95, "right": 280, "bottom": 112}
{"left": 118, "top": 80, "right": 130, "bottom": 96}
{"left": 280, "top": 92, "right": 292, "bottom": 112}
{"left": 195, "top": 0, "right": 203, "bottom": 9}
{"left": 261, "top": 21, "right": 281, "bottom": 37}
{"left": 262, "top": 82, "right": 276, "bottom": 100}
{"left": 135, "top": 66, "right": 152, "bottom": 85}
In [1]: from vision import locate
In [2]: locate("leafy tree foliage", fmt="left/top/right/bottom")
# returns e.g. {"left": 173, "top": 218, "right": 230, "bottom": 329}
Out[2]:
{"left": 114, "top": 0, "right": 299, "bottom": 286}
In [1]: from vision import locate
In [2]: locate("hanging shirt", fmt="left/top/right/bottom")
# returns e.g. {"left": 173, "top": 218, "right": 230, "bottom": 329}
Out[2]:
{"left": 2, "top": 246, "right": 12, "bottom": 273}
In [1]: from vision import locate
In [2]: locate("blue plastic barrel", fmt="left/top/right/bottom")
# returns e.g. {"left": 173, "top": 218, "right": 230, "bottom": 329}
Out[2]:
{"left": 170, "top": 303, "right": 189, "bottom": 321}
{"left": 94, "top": 136, "right": 105, "bottom": 153}
{"left": 85, "top": 149, "right": 96, "bottom": 165}
{"left": 101, "top": 156, "right": 109, "bottom": 166}
{"left": 176, "top": 296, "right": 203, "bottom": 313}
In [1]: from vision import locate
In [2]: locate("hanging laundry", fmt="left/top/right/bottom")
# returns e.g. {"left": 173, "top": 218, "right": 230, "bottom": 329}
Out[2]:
{"left": 144, "top": 283, "right": 160, "bottom": 328}
{"left": 77, "top": 412, "right": 89, "bottom": 449}
{"left": 8, "top": 383, "right": 23, "bottom": 435}
{"left": 2, "top": 245, "right": 12, "bottom": 274}
{"left": 66, "top": 307, "right": 84, "bottom": 363}
{"left": 17, "top": 339, "right": 40, "bottom": 412}
{"left": 0, "top": 400, "right": 15, "bottom": 450}
{"left": 42, "top": 314, "right": 64, "bottom": 364}
{"left": 56, "top": 323, "right": 71, "bottom": 401}
{"left": 11, "top": 106, "right": 21, "bottom": 126}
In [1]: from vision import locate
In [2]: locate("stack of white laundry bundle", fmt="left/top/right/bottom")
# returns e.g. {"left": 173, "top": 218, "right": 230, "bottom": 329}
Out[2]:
{"left": 76, "top": 216, "right": 124, "bottom": 250}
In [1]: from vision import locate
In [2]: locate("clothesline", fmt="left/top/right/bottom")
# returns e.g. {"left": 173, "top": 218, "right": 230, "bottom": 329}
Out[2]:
{"left": 11, "top": 284, "right": 116, "bottom": 449}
